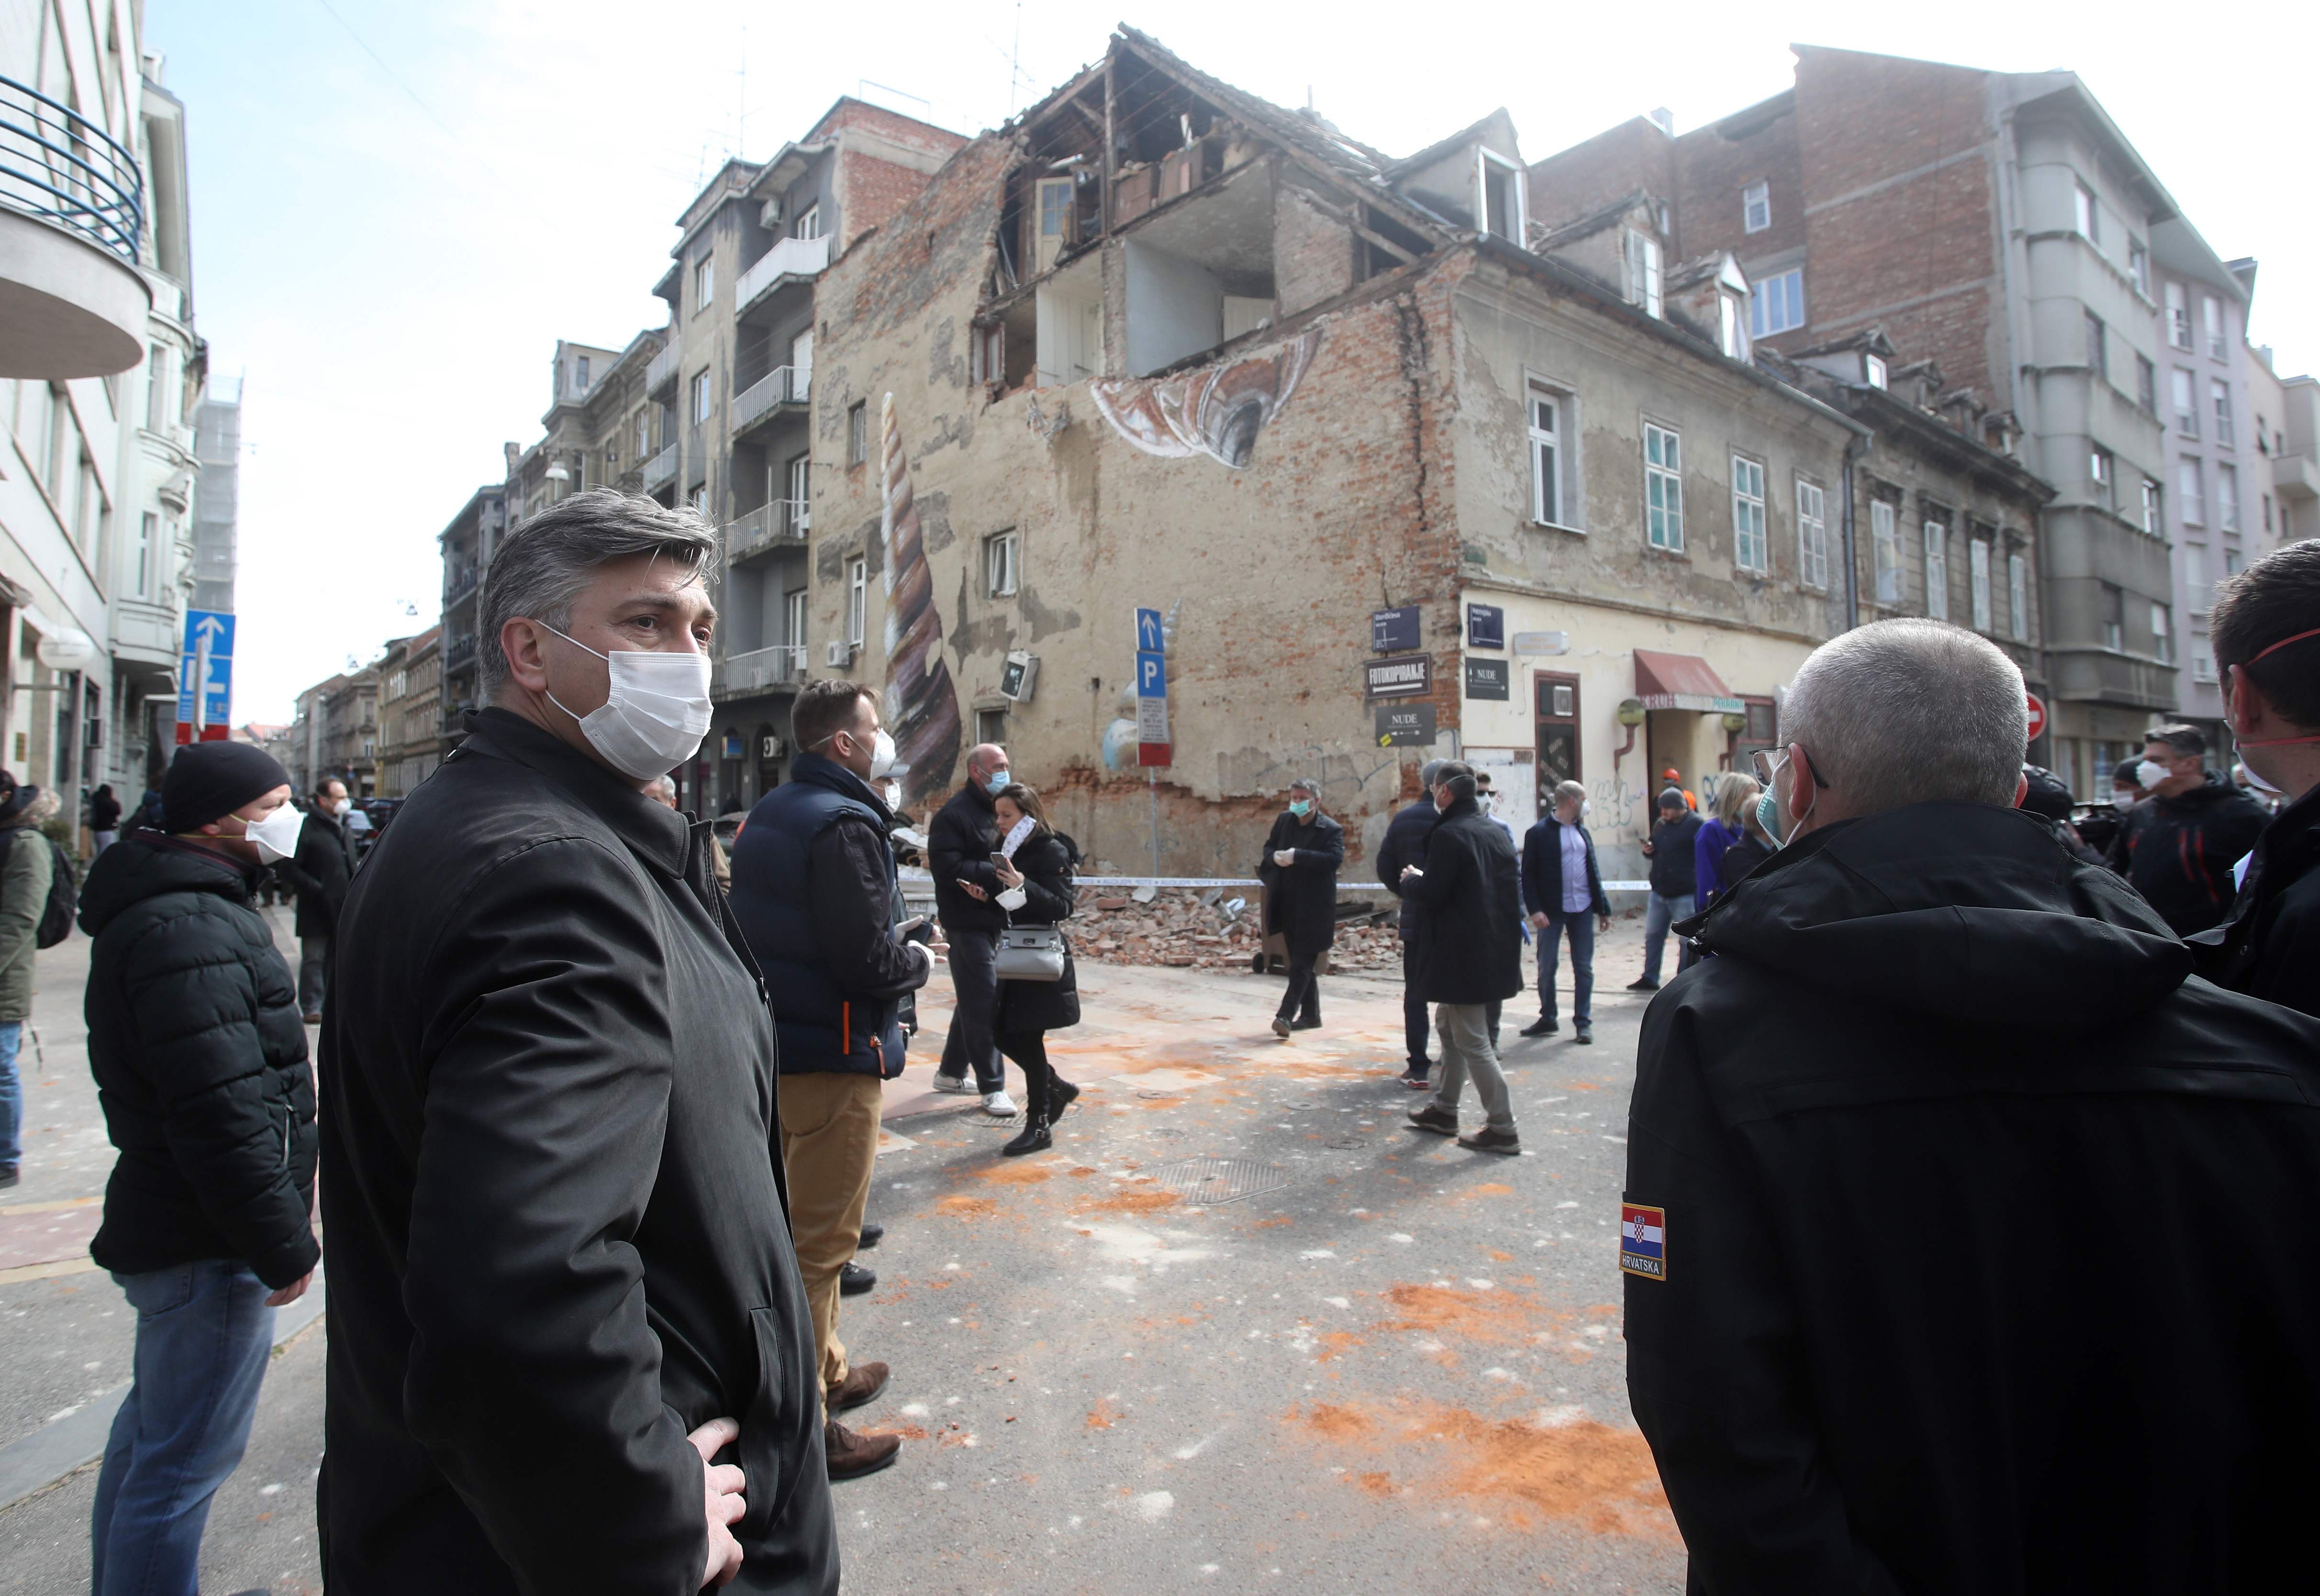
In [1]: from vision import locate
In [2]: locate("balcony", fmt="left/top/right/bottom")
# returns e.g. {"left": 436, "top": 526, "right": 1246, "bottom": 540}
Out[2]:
{"left": 732, "top": 365, "right": 808, "bottom": 438}
{"left": 443, "top": 565, "right": 479, "bottom": 609}
{"left": 645, "top": 341, "right": 680, "bottom": 395}
{"left": 714, "top": 644, "right": 808, "bottom": 698}
{"left": 640, "top": 441, "right": 677, "bottom": 493}
{"left": 444, "top": 634, "right": 478, "bottom": 671}
{"left": 2277, "top": 452, "right": 2319, "bottom": 505}
{"left": 1, "top": 73, "right": 150, "bottom": 377}
{"left": 734, "top": 233, "right": 831, "bottom": 319}
{"left": 725, "top": 499, "right": 810, "bottom": 563}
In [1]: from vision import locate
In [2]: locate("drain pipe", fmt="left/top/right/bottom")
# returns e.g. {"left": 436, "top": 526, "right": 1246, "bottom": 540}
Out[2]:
{"left": 1840, "top": 430, "right": 1867, "bottom": 631}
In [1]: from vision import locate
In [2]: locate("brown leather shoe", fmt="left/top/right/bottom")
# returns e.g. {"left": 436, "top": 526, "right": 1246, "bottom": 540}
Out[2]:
{"left": 825, "top": 1418, "right": 902, "bottom": 1480}
{"left": 827, "top": 1360, "right": 888, "bottom": 1413}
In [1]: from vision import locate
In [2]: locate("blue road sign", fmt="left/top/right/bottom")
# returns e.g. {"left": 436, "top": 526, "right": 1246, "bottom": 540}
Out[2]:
{"left": 181, "top": 609, "right": 235, "bottom": 659}
{"left": 1136, "top": 650, "right": 1167, "bottom": 698}
{"left": 1135, "top": 607, "right": 1165, "bottom": 654}
{"left": 178, "top": 652, "right": 232, "bottom": 722}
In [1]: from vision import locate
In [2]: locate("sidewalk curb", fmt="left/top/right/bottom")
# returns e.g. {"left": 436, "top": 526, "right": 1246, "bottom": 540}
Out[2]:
{"left": 0, "top": 1276, "right": 325, "bottom": 1512}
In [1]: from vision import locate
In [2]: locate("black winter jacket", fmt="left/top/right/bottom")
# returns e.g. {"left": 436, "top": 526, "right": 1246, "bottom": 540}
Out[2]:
{"left": 2105, "top": 773, "right": 2269, "bottom": 935}
{"left": 929, "top": 784, "right": 1005, "bottom": 936}
{"left": 1258, "top": 809, "right": 1344, "bottom": 959}
{"left": 996, "top": 830, "right": 1080, "bottom": 1034}
{"left": 316, "top": 710, "right": 834, "bottom": 1596}
{"left": 1375, "top": 798, "right": 1438, "bottom": 937}
{"left": 1521, "top": 815, "right": 1609, "bottom": 920}
{"left": 1629, "top": 801, "right": 2320, "bottom": 1594}
{"left": 2194, "top": 781, "right": 2320, "bottom": 1019}
{"left": 275, "top": 807, "right": 355, "bottom": 941}
{"left": 1644, "top": 811, "right": 1704, "bottom": 898}
{"left": 1400, "top": 797, "right": 1524, "bottom": 1005}
{"left": 78, "top": 835, "right": 318, "bottom": 1290}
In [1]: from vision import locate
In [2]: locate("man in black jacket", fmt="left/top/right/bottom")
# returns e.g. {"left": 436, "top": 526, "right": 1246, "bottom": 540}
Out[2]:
{"left": 78, "top": 740, "right": 317, "bottom": 1593}
{"left": 1397, "top": 762, "right": 1523, "bottom": 1153}
{"left": 1631, "top": 787, "right": 1701, "bottom": 991}
{"left": 730, "top": 680, "right": 936, "bottom": 1482}
{"left": 1519, "top": 782, "right": 1611, "bottom": 1042}
{"left": 927, "top": 742, "right": 1015, "bottom": 1111}
{"left": 1377, "top": 760, "right": 1447, "bottom": 1086}
{"left": 1259, "top": 778, "right": 1345, "bottom": 1038}
{"left": 273, "top": 776, "right": 354, "bottom": 1022}
{"left": 1629, "top": 617, "right": 2320, "bottom": 1592}
{"left": 2193, "top": 538, "right": 2320, "bottom": 1016}
{"left": 2104, "top": 722, "right": 2268, "bottom": 935}
{"left": 318, "top": 492, "right": 833, "bottom": 1595}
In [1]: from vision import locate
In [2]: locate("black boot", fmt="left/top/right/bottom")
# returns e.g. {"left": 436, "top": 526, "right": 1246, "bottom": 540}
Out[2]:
{"left": 1001, "top": 1114, "right": 1052, "bottom": 1156}
{"left": 1048, "top": 1078, "right": 1081, "bottom": 1122}
{"left": 1291, "top": 998, "right": 1322, "bottom": 1031}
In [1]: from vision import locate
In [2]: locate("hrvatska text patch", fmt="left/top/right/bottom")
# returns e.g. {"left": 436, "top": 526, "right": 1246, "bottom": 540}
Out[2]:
{"left": 1619, "top": 1202, "right": 1666, "bottom": 1280}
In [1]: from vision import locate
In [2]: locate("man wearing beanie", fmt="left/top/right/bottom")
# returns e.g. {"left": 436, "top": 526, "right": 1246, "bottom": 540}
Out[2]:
{"left": 76, "top": 739, "right": 318, "bottom": 1592}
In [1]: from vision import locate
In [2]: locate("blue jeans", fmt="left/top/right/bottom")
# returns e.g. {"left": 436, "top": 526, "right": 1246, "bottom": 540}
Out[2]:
{"left": 0, "top": 1019, "right": 20, "bottom": 1173}
{"left": 92, "top": 1261, "right": 277, "bottom": 1596}
{"left": 1640, "top": 891, "right": 1695, "bottom": 983}
{"left": 1539, "top": 909, "right": 1597, "bottom": 1028}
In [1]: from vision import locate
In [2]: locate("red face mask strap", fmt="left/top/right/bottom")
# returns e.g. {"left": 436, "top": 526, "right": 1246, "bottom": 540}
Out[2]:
{"left": 2230, "top": 630, "right": 2320, "bottom": 744}
{"left": 2247, "top": 627, "right": 2320, "bottom": 665}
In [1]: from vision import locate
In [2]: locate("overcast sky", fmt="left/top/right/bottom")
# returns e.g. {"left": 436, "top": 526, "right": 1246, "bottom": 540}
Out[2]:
{"left": 148, "top": 0, "right": 2318, "bottom": 723}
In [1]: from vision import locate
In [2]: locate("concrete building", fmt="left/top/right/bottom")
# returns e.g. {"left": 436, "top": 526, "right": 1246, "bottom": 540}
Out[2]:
{"left": 2275, "top": 371, "right": 2320, "bottom": 551}
{"left": 375, "top": 624, "right": 441, "bottom": 797}
{"left": 288, "top": 663, "right": 380, "bottom": 798}
{"left": 435, "top": 482, "right": 506, "bottom": 754}
{"left": 1527, "top": 45, "right": 2240, "bottom": 799}
{"left": 189, "top": 381, "right": 237, "bottom": 614}
{"left": 802, "top": 29, "right": 1898, "bottom": 879}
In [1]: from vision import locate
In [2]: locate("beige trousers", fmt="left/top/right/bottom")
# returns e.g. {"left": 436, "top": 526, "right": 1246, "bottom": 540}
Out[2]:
{"left": 776, "top": 1070, "right": 883, "bottom": 1408}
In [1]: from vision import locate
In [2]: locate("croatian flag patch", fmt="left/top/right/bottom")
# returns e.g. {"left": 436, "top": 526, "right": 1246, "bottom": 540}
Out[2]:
{"left": 1619, "top": 1203, "right": 1667, "bottom": 1280}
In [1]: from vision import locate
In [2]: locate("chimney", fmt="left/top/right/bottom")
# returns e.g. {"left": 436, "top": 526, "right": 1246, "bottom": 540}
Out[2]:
{"left": 1648, "top": 107, "right": 1675, "bottom": 137}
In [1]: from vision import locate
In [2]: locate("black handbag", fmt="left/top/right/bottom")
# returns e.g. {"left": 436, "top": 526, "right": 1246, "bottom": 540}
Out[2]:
{"left": 994, "top": 923, "right": 1066, "bottom": 981}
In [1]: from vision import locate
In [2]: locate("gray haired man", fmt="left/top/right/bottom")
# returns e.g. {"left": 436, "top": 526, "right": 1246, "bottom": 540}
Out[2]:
{"left": 1398, "top": 762, "right": 1525, "bottom": 1153}
{"left": 1378, "top": 758, "right": 1450, "bottom": 1086}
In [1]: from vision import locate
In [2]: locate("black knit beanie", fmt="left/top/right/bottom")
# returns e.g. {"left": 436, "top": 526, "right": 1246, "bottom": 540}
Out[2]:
{"left": 162, "top": 741, "right": 293, "bottom": 832}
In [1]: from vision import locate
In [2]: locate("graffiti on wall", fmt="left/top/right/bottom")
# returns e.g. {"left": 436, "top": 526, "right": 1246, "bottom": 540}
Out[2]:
{"left": 881, "top": 393, "right": 963, "bottom": 809}
{"left": 1088, "top": 329, "right": 1321, "bottom": 469}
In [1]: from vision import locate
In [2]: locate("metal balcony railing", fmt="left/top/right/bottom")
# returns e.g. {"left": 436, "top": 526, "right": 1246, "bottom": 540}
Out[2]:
{"left": 645, "top": 342, "right": 680, "bottom": 394}
{"left": 641, "top": 441, "right": 677, "bottom": 492}
{"left": 724, "top": 499, "right": 811, "bottom": 562}
{"left": 444, "top": 635, "right": 478, "bottom": 669}
{"left": 734, "top": 233, "right": 831, "bottom": 316}
{"left": 443, "top": 566, "right": 479, "bottom": 607}
{"left": 716, "top": 643, "right": 810, "bottom": 696}
{"left": 0, "top": 74, "right": 144, "bottom": 264}
{"left": 733, "top": 365, "right": 808, "bottom": 432}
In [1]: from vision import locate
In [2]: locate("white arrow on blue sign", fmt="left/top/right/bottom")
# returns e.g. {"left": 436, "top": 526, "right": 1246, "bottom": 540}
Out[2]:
{"left": 181, "top": 609, "right": 234, "bottom": 659}
{"left": 1135, "top": 607, "right": 1165, "bottom": 655}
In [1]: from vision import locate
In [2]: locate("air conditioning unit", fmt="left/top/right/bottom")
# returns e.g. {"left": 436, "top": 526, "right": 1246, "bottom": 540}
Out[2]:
{"left": 825, "top": 640, "right": 854, "bottom": 668}
{"left": 999, "top": 650, "right": 1039, "bottom": 703}
{"left": 759, "top": 198, "right": 783, "bottom": 229}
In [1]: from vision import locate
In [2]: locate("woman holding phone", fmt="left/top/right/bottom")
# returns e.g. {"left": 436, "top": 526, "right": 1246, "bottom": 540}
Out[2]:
{"left": 990, "top": 784, "right": 1081, "bottom": 1156}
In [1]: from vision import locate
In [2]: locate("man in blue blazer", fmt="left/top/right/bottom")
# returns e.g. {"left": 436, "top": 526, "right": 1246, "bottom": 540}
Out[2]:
{"left": 1520, "top": 780, "right": 1612, "bottom": 1043}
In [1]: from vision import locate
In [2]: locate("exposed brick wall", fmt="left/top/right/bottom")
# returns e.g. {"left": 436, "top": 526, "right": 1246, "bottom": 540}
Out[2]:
{"left": 809, "top": 97, "right": 969, "bottom": 163}
{"left": 837, "top": 148, "right": 949, "bottom": 251}
{"left": 1274, "top": 167, "right": 1356, "bottom": 318}
{"left": 1673, "top": 95, "right": 1806, "bottom": 266}
{"left": 1526, "top": 116, "right": 1674, "bottom": 232}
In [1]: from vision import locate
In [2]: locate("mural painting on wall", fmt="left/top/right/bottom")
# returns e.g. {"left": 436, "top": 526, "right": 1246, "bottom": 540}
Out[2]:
{"left": 1089, "top": 328, "right": 1321, "bottom": 469}
{"left": 880, "top": 392, "right": 963, "bottom": 808}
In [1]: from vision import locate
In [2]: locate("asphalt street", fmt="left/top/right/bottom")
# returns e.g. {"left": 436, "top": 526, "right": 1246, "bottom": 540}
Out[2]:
{"left": 0, "top": 903, "right": 1685, "bottom": 1593}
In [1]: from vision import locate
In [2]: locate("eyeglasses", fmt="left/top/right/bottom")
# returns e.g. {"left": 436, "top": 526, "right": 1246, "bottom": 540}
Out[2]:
{"left": 1750, "top": 746, "right": 1830, "bottom": 791}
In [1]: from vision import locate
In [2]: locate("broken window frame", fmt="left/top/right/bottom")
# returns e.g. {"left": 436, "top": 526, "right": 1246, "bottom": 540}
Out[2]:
{"left": 986, "top": 529, "right": 1020, "bottom": 598}
{"left": 1475, "top": 147, "right": 1527, "bottom": 246}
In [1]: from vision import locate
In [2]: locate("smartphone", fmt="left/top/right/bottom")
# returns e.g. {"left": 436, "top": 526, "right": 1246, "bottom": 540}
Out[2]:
{"left": 904, "top": 915, "right": 938, "bottom": 946}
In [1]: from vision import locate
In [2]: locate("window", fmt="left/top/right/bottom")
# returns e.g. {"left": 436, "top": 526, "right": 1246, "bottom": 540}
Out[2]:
{"left": 2185, "top": 541, "right": 2207, "bottom": 591}
{"left": 792, "top": 203, "right": 822, "bottom": 240}
{"left": 1923, "top": 521, "right": 1949, "bottom": 620}
{"left": 693, "top": 254, "right": 714, "bottom": 315}
{"left": 2129, "top": 238, "right": 2151, "bottom": 299}
{"left": 575, "top": 355, "right": 590, "bottom": 392}
{"left": 2165, "top": 282, "right": 2191, "bottom": 350}
{"left": 1644, "top": 423, "right": 1683, "bottom": 551}
{"left": 2151, "top": 603, "right": 2172, "bottom": 664}
{"left": 2225, "top": 548, "right": 2243, "bottom": 576}
{"left": 2179, "top": 457, "right": 2205, "bottom": 526}
{"left": 2089, "top": 448, "right": 2114, "bottom": 511}
{"left": 1528, "top": 389, "right": 1563, "bottom": 525}
{"left": 636, "top": 410, "right": 650, "bottom": 455}
{"left": 690, "top": 370, "right": 711, "bottom": 425}
{"left": 689, "top": 485, "right": 707, "bottom": 516}
{"left": 1742, "top": 179, "right": 1770, "bottom": 233}
{"left": 1872, "top": 499, "right": 1901, "bottom": 604}
{"left": 1718, "top": 292, "right": 1750, "bottom": 360}
{"left": 2074, "top": 180, "right": 2100, "bottom": 244}
{"left": 2136, "top": 355, "right": 2156, "bottom": 415}
{"left": 847, "top": 400, "right": 867, "bottom": 466}
{"left": 1751, "top": 268, "right": 1805, "bottom": 337}
{"left": 135, "top": 511, "right": 155, "bottom": 598}
{"left": 2008, "top": 552, "right": 2029, "bottom": 642}
{"left": 985, "top": 529, "right": 1019, "bottom": 596}
{"left": 2218, "top": 464, "right": 2239, "bottom": 532}
{"left": 1796, "top": 478, "right": 1828, "bottom": 590}
{"left": 976, "top": 707, "right": 1008, "bottom": 747}
{"left": 2212, "top": 379, "right": 2234, "bottom": 446}
{"left": 1626, "top": 231, "right": 1663, "bottom": 318}
{"left": 1034, "top": 177, "right": 1072, "bottom": 275}
{"left": 2203, "top": 295, "right": 2225, "bottom": 359}
{"left": 783, "top": 587, "right": 808, "bottom": 663}
{"left": 847, "top": 557, "right": 867, "bottom": 647}
{"left": 1969, "top": 538, "right": 1994, "bottom": 632}
{"left": 2084, "top": 311, "right": 2106, "bottom": 379}
{"left": 785, "top": 453, "right": 811, "bottom": 534}
{"left": 2173, "top": 369, "right": 2197, "bottom": 435}
{"left": 1731, "top": 456, "right": 1767, "bottom": 574}
{"left": 145, "top": 346, "right": 168, "bottom": 431}
{"left": 1864, "top": 354, "right": 1888, "bottom": 390}
{"left": 2264, "top": 492, "right": 2275, "bottom": 534}
{"left": 2101, "top": 583, "right": 2125, "bottom": 651}
{"left": 1477, "top": 151, "right": 1525, "bottom": 243}
{"left": 2194, "top": 648, "right": 2217, "bottom": 683}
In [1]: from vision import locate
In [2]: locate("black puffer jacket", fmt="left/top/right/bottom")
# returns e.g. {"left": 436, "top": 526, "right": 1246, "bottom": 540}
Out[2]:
{"left": 1400, "top": 795, "right": 1524, "bottom": 1006}
{"left": 996, "top": 830, "right": 1080, "bottom": 1035}
{"left": 78, "top": 834, "right": 318, "bottom": 1289}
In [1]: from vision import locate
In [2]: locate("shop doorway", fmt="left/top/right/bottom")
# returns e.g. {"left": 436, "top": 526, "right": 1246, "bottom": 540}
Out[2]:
{"left": 1532, "top": 671, "right": 1581, "bottom": 819}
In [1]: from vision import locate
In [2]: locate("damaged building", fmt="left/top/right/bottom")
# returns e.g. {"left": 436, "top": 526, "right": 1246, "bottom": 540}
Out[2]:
{"left": 804, "top": 28, "right": 1903, "bottom": 878}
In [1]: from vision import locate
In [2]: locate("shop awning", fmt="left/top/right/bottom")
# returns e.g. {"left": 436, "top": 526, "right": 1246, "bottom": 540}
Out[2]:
{"left": 1634, "top": 650, "right": 1744, "bottom": 714}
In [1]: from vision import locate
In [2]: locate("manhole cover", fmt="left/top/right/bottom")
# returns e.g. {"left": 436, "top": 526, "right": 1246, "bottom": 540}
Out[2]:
{"left": 1325, "top": 1138, "right": 1367, "bottom": 1150}
{"left": 1149, "top": 1156, "right": 1293, "bottom": 1206}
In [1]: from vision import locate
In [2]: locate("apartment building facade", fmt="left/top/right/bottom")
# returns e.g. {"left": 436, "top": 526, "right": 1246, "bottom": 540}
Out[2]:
{"left": 374, "top": 624, "right": 441, "bottom": 797}
{"left": 1528, "top": 46, "right": 2242, "bottom": 800}
{"left": 436, "top": 483, "right": 506, "bottom": 752}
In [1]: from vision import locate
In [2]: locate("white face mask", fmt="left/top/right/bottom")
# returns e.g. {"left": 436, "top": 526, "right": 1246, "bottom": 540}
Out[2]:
{"left": 868, "top": 728, "right": 898, "bottom": 780}
{"left": 332, "top": 798, "right": 352, "bottom": 818}
{"left": 544, "top": 627, "right": 712, "bottom": 782}
{"left": 243, "top": 803, "right": 305, "bottom": 865}
{"left": 2135, "top": 758, "right": 2171, "bottom": 791}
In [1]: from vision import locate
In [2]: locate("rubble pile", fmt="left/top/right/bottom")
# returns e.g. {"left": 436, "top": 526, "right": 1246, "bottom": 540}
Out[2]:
{"left": 1063, "top": 887, "right": 1404, "bottom": 973}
